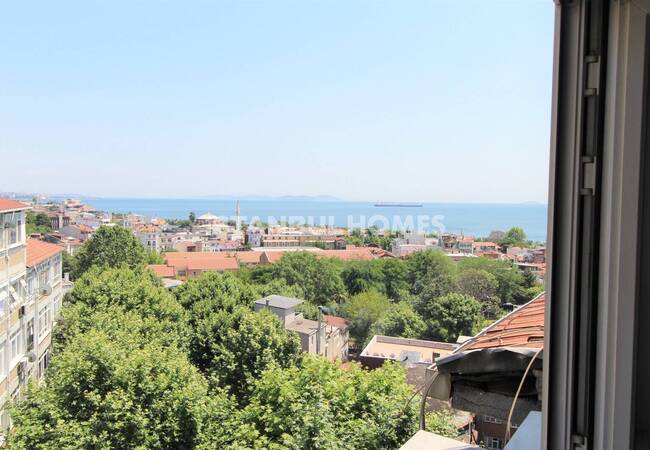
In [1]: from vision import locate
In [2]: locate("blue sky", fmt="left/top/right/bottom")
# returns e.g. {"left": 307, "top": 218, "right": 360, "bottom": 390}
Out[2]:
{"left": 0, "top": 1, "right": 553, "bottom": 202}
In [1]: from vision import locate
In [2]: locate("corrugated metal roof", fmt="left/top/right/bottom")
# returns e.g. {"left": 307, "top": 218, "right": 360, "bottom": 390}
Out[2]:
{"left": 456, "top": 292, "right": 545, "bottom": 352}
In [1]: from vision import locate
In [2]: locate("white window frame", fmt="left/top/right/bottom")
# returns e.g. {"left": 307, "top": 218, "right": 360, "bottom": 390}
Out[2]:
{"left": 0, "top": 340, "right": 6, "bottom": 381}
{"left": 9, "top": 329, "right": 21, "bottom": 365}
{"left": 484, "top": 436, "right": 501, "bottom": 450}
{"left": 38, "top": 304, "right": 50, "bottom": 340}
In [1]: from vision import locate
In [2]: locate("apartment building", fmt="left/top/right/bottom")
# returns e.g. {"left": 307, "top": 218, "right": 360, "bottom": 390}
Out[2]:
{"left": 135, "top": 225, "right": 162, "bottom": 252}
{"left": 0, "top": 199, "right": 63, "bottom": 431}
{"left": 254, "top": 295, "right": 349, "bottom": 361}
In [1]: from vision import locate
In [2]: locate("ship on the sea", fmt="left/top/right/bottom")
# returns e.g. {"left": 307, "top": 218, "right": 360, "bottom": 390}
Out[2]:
{"left": 374, "top": 202, "right": 423, "bottom": 207}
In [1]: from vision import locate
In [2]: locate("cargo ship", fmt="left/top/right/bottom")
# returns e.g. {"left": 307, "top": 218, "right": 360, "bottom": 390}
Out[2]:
{"left": 373, "top": 202, "right": 423, "bottom": 207}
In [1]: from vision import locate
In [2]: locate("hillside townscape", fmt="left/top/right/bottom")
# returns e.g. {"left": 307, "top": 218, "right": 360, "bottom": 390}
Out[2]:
{"left": 0, "top": 196, "right": 546, "bottom": 449}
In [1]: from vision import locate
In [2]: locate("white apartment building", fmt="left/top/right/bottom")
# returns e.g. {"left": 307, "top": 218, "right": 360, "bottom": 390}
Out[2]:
{"left": 0, "top": 199, "right": 63, "bottom": 432}
{"left": 136, "top": 229, "right": 162, "bottom": 252}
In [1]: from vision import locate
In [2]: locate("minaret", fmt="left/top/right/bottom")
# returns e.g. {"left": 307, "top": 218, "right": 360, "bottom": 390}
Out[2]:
{"left": 235, "top": 200, "right": 241, "bottom": 232}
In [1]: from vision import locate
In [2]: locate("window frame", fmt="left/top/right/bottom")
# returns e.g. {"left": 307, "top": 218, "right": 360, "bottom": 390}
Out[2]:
{"left": 546, "top": 0, "right": 650, "bottom": 449}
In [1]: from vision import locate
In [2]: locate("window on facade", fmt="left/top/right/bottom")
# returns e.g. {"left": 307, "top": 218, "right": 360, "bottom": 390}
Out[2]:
{"left": 26, "top": 319, "right": 34, "bottom": 351}
{"left": 485, "top": 436, "right": 501, "bottom": 450}
{"left": 8, "top": 282, "right": 20, "bottom": 305}
{"left": 39, "top": 264, "right": 50, "bottom": 289}
{"left": 10, "top": 329, "right": 21, "bottom": 362}
{"left": 38, "top": 305, "right": 50, "bottom": 339}
{"left": 0, "top": 340, "right": 6, "bottom": 379}
{"left": 38, "top": 350, "right": 50, "bottom": 378}
{"left": 8, "top": 222, "right": 17, "bottom": 245}
{"left": 26, "top": 275, "right": 35, "bottom": 298}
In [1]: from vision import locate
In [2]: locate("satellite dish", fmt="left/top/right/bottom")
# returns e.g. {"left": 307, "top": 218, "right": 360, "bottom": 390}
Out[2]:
{"left": 26, "top": 351, "right": 37, "bottom": 363}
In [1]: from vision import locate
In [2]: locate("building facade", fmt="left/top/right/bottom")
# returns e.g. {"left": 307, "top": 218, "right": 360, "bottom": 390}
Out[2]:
{"left": 254, "top": 295, "right": 348, "bottom": 361}
{"left": 0, "top": 200, "right": 63, "bottom": 432}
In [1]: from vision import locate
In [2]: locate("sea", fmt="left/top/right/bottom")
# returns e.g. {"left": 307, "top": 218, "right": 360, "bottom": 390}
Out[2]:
{"left": 79, "top": 198, "right": 548, "bottom": 242}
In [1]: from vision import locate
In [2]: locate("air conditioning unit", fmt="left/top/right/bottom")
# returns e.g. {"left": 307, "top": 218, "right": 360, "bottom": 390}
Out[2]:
{"left": 40, "top": 285, "right": 52, "bottom": 296}
{"left": 25, "top": 351, "right": 36, "bottom": 363}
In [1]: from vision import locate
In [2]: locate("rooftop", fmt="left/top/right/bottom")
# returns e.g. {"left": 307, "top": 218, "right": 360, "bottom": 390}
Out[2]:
{"left": 186, "top": 258, "right": 239, "bottom": 271}
{"left": 197, "top": 212, "right": 220, "bottom": 220}
{"left": 0, "top": 198, "right": 30, "bottom": 213}
{"left": 362, "top": 335, "right": 457, "bottom": 363}
{"left": 455, "top": 292, "right": 545, "bottom": 352}
{"left": 255, "top": 295, "right": 304, "bottom": 310}
{"left": 286, "top": 316, "right": 322, "bottom": 335}
{"left": 26, "top": 238, "right": 64, "bottom": 267}
{"left": 148, "top": 264, "right": 176, "bottom": 278}
{"left": 324, "top": 314, "right": 349, "bottom": 330}
{"left": 399, "top": 430, "right": 480, "bottom": 450}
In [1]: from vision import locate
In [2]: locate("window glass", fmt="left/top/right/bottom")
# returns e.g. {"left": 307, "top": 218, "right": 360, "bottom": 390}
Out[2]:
{"left": 0, "top": 340, "right": 6, "bottom": 379}
{"left": 10, "top": 330, "right": 21, "bottom": 362}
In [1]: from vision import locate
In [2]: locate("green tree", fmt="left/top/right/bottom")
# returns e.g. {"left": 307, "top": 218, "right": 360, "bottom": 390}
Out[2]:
{"left": 173, "top": 271, "right": 258, "bottom": 312}
{"left": 172, "top": 272, "right": 301, "bottom": 397}
{"left": 341, "top": 260, "right": 386, "bottom": 295}
{"left": 254, "top": 252, "right": 347, "bottom": 305}
{"left": 25, "top": 211, "right": 52, "bottom": 235}
{"left": 190, "top": 305, "right": 302, "bottom": 398}
{"left": 425, "top": 410, "right": 458, "bottom": 438}
{"left": 73, "top": 225, "right": 147, "bottom": 277}
{"left": 341, "top": 290, "right": 391, "bottom": 347}
{"left": 145, "top": 249, "right": 165, "bottom": 264}
{"left": 498, "top": 226, "right": 528, "bottom": 248}
{"left": 457, "top": 257, "right": 529, "bottom": 304}
{"left": 456, "top": 268, "right": 498, "bottom": 302}
{"left": 58, "top": 266, "right": 189, "bottom": 349}
{"left": 369, "top": 302, "right": 426, "bottom": 339}
{"left": 379, "top": 257, "right": 409, "bottom": 300}
{"left": 422, "top": 293, "right": 482, "bottom": 342}
{"left": 189, "top": 211, "right": 196, "bottom": 223}
{"left": 61, "top": 251, "right": 76, "bottom": 278}
{"left": 10, "top": 325, "right": 234, "bottom": 450}
{"left": 254, "top": 278, "right": 305, "bottom": 299}
{"left": 235, "top": 356, "right": 418, "bottom": 450}
{"left": 405, "top": 250, "right": 456, "bottom": 295}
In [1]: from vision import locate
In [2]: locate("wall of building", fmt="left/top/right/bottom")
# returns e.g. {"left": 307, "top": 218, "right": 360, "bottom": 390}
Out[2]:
{"left": 0, "top": 210, "right": 62, "bottom": 431}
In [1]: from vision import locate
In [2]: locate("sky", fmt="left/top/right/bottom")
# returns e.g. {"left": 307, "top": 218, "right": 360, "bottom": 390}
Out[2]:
{"left": 0, "top": 1, "right": 554, "bottom": 203}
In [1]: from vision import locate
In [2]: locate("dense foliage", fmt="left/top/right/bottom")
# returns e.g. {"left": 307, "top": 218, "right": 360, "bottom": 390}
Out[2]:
{"left": 241, "top": 248, "right": 539, "bottom": 350}
{"left": 9, "top": 226, "right": 543, "bottom": 448}
{"left": 25, "top": 211, "right": 52, "bottom": 235}
{"left": 73, "top": 225, "right": 147, "bottom": 278}
{"left": 9, "top": 266, "right": 421, "bottom": 449}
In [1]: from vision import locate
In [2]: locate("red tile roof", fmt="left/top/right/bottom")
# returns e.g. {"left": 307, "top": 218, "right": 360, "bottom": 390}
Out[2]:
{"left": 473, "top": 241, "right": 499, "bottom": 248}
{"left": 187, "top": 258, "right": 239, "bottom": 271}
{"left": 26, "top": 238, "right": 63, "bottom": 267}
{"left": 75, "top": 224, "right": 94, "bottom": 233}
{"left": 259, "top": 247, "right": 392, "bottom": 264}
{"left": 261, "top": 251, "right": 285, "bottom": 263}
{"left": 0, "top": 198, "right": 30, "bottom": 213}
{"left": 456, "top": 292, "right": 545, "bottom": 352}
{"left": 320, "top": 247, "right": 391, "bottom": 260}
{"left": 324, "top": 315, "right": 349, "bottom": 330}
{"left": 148, "top": 264, "right": 176, "bottom": 278}
{"left": 164, "top": 252, "right": 239, "bottom": 272}
{"left": 234, "top": 252, "right": 263, "bottom": 264}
